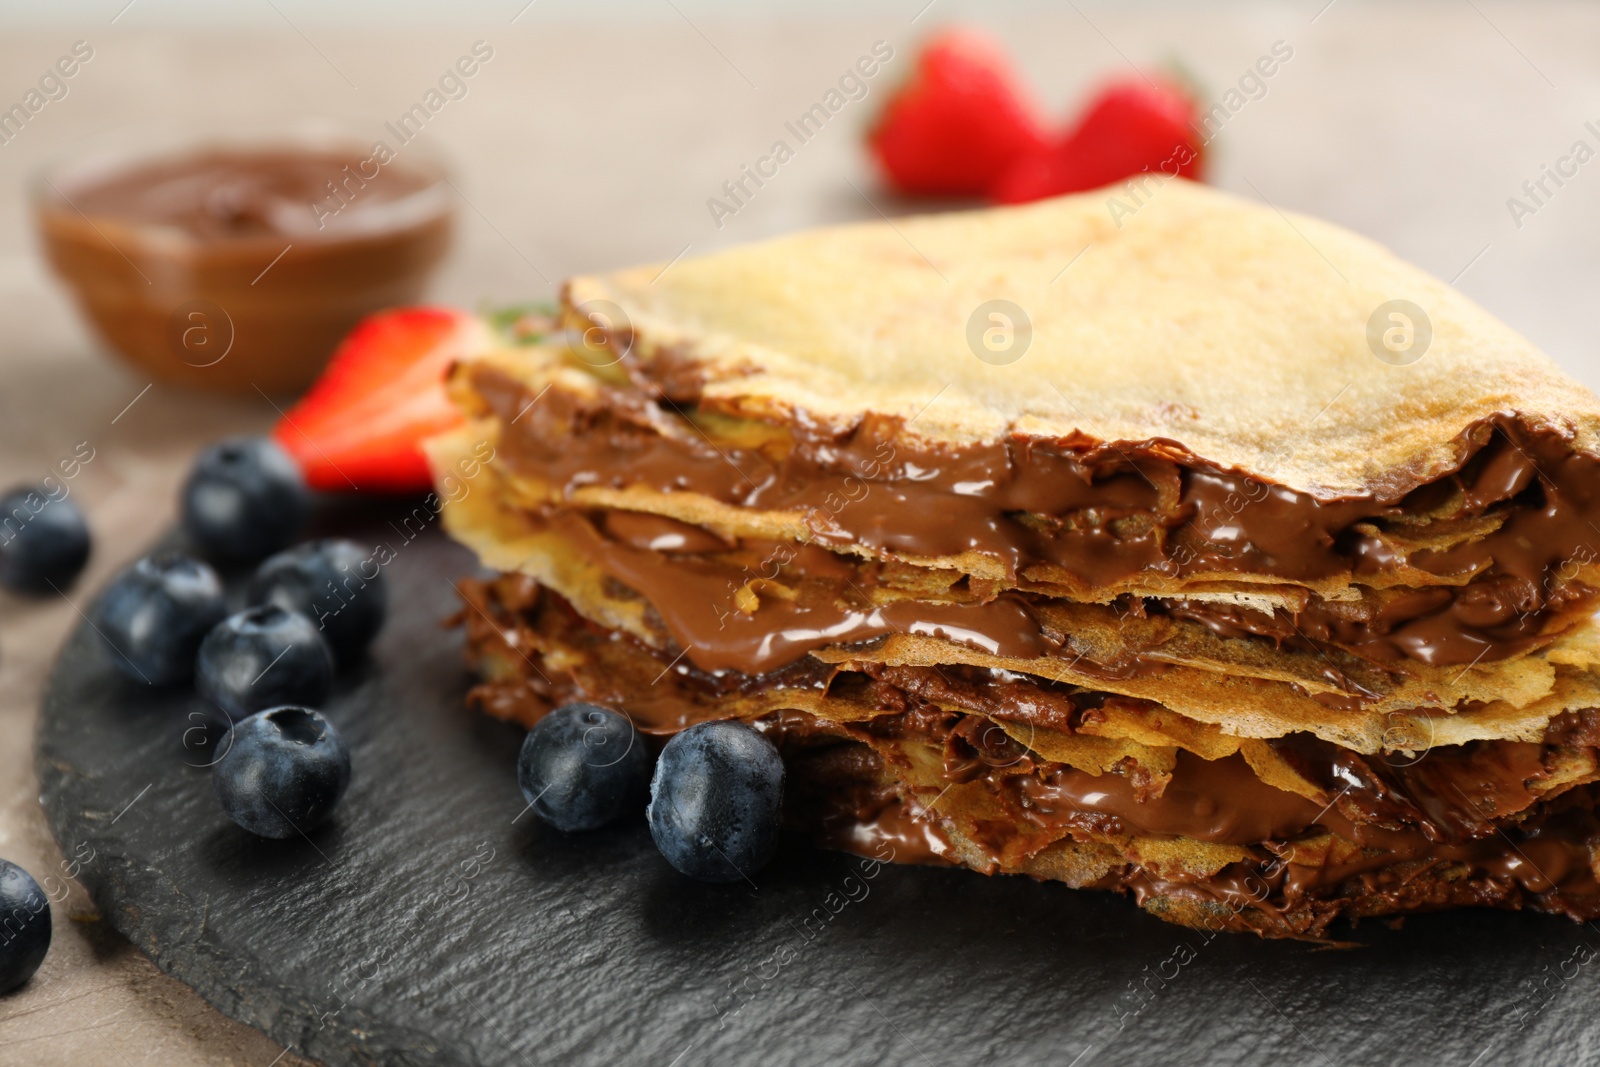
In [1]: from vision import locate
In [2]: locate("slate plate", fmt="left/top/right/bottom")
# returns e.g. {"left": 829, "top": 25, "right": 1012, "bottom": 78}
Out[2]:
{"left": 35, "top": 511, "right": 1600, "bottom": 1067}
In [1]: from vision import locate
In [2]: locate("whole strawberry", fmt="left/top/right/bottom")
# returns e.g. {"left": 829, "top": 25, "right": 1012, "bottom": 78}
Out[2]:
{"left": 869, "top": 28, "right": 1048, "bottom": 198}
{"left": 991, "top": 76, "right": 1203, "bottom": 204}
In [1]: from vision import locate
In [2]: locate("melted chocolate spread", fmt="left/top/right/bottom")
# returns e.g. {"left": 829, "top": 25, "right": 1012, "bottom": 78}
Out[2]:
{"left": 472, "top": 365, "right": 1600, "bottom": 668}
{"left": 552, "top": 509, "right": 1056, "bottom": 674}
{"left": 62, "top": 148, "right": 433, "bottom": 239}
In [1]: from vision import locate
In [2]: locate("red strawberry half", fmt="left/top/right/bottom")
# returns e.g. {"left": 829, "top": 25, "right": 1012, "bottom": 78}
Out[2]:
{"left": 990, "top": 76, "right": 1203, "bottom": 204}
{"left": 273, "top": 306, "right": 490, "bottom": 493}
{"left": 869, "top": 28, "right": 1048, "bottom": 197}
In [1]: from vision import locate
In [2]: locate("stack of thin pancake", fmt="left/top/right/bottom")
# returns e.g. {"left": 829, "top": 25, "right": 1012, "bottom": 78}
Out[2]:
{"left": 429, "top": 181, "right": 1600, "bottom": 939}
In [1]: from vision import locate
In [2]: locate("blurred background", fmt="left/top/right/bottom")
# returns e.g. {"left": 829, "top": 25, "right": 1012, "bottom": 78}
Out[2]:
{"left": 5, "top": 1, "right": 1600, "bottom": 363}
{"left": 3, "top": 1, "right": 1599, "bottom": 1063}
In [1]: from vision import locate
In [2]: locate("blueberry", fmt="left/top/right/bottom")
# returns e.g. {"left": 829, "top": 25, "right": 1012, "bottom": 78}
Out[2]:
{"left": 180, "top": 436, "right": 308, "bottom": 563}
{"left": 518, "top": 703, "right": 652, "bottom": 832}
{"left": 213, "top": 706, "right": 351, "bottom": 839}
{"left": 647, "top": 721, "right": 784, "bottom": 883}
{"left": 0, "top": 859, "right": 50, "bottom": 994}
{"left": 0, "top": 485, "right": 90, "bottom": 594}
{"left": 248, "top": 540, "right": 386, "bottom": 664}
{"left": 92, "top": 553, "right": 227, "bottom": 685}
{"left": 197, "top": 606, "right": 334, "bottom": 720}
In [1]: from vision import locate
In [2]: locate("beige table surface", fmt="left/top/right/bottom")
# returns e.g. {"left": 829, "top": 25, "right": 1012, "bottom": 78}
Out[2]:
{"left": 4, "top": 4, "right": 1600, "bottom": 1064}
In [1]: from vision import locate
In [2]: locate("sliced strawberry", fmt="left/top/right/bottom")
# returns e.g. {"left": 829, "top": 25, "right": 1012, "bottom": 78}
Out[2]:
{"left": 869, "top": 28, "right": 1048, "bottom": 197}
{"left": 273, "top": 306, "right": 490, "bottom": 493}
{"left": 990, "top": 76, "right": 1203, "bottom": 204}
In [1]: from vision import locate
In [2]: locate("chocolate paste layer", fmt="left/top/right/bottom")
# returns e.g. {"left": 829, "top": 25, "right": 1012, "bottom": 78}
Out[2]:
{"left": 470, "top": 365, "right": 1600, "bottom": 667}
{"left": 484, "top": 509, "right": 1480, "bottom": 717}
{"left": 551, "top": 509, "right": 1057, "bottom": 674}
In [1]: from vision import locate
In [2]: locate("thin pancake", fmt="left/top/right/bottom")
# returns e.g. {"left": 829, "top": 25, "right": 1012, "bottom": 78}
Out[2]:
{"left": 564, "top": 180, "right": 1600, "bottom": 495}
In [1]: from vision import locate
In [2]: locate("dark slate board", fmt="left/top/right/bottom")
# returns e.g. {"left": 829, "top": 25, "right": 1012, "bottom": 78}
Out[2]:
{"left": 34, "top": 510, "right": 1600, "bottom": 1067}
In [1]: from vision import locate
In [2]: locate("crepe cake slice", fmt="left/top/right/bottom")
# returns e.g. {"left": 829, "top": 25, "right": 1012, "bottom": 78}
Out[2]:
{"left": 428, "top": 182, "right": 1600, "bottom": 937}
